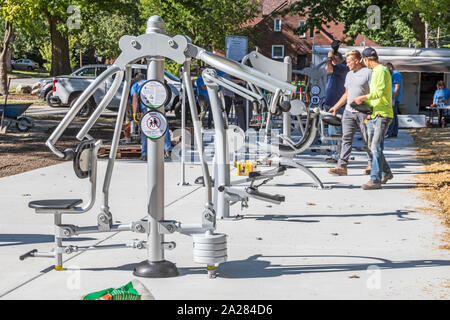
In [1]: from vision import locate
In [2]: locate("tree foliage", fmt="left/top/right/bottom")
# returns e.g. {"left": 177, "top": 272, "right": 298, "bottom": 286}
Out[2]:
{"left": 275, "top": 0, "right": 447, "bottom": 47}
{"left": 139, "top": 0, "right": 260, "bottom": 51}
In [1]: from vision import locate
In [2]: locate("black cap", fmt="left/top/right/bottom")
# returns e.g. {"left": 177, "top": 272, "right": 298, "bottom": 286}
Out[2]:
{"left": 362, "top": 47, "right": 378, "bottom": 58}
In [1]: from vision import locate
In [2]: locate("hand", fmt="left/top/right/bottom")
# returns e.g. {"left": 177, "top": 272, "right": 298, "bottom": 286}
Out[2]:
{"left": 353, "top": 96, "right": 365, "bottom": 105}
{"left": 329, "top": 106, "right": 337, "bottom": 116}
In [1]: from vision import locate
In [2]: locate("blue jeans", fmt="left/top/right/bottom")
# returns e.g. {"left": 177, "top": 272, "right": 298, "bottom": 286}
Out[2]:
{"left": 367, "top": 117, "right": 392, "bottom": 183}
{"left": 386, "top": 101, "right": 399, "bottom": 137}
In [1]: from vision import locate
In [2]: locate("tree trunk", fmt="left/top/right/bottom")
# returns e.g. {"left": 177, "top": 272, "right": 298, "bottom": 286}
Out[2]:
{"left": 0, "top": 21, "right": 13, "bottom": 95}
{"left": 412, "top": 11, "right": 426, "bottom": 47}
{"left": 47, "top": 14, "right": 72, "bottom": 76}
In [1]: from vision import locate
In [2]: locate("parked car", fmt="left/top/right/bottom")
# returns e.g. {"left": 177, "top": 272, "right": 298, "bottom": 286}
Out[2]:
{"left": 11, "top": 59, "right": 39, "bottom": 70}
{"left": 37, "top": 64, "right": 109, "bottom": 107}
{"left": 49, "top": 64, "right": 186, "bottom": 117}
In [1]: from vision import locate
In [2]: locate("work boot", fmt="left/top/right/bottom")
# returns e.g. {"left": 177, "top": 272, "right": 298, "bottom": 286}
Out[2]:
{"left": 328, "top": 165, "right": 347, "bottom": 176}
{"left": 361, "top": 180, "right": 382, "bottom": 190}
{"left": 381, "top": 172, "right": 394, "bottom": 184}
{"left": 363, "top": 165, "right": 372, "bottom": 175}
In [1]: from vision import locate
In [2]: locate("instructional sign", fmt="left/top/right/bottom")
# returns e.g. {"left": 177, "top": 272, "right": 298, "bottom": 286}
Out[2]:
{"left": 225, "top": 36, "right": 248, "bottom": 62}
{"left": 140, "top": 110, "right": 168, "bottom": 140}
{"left": 139, "top": 80, "right": 169, "bottom": 109}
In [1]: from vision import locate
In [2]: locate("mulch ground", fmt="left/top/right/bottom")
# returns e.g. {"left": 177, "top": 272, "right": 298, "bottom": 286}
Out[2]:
{"left": 409, "top": 127, "right": 450, "bottom": 249}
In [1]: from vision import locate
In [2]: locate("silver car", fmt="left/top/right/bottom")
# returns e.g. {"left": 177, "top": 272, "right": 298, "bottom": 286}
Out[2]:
{"left": 11, "top": 59, "right": 39, "bottom": 71}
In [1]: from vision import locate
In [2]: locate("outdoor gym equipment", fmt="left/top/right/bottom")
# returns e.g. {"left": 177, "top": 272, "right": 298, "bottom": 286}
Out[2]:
{"left": 21, "top": 16, "right": 297, "bottom": 278}
{"left": 239, "top": 51, "right": 326, "bottom": 189}
{"left": 294, "top": 60, "right": 343, "bottom": 158}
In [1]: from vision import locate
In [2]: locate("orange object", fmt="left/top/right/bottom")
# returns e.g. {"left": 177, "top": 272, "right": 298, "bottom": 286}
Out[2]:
{"left": 124, "top": 121, "right": 131, "bottom": 138}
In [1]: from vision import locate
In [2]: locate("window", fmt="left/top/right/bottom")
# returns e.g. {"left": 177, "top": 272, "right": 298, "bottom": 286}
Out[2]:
{"left": 274, "top": 18, "right": 281, "bottom": 32}
{"left": 76, "top": 67, "right": 96, "bottom": 77}
{"left": 272, "top": 45, "right": 284, "bottom": 59}
{"left": 96, "top": 67, "right": 107, "bottom": 76}
{"left": 298, "top": 20, "right": 306, "bottom": 38}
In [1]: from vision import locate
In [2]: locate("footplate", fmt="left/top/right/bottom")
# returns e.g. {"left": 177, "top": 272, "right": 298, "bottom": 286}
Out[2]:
{"left": 246, "top": 187, "right": 285, "bottom": 203}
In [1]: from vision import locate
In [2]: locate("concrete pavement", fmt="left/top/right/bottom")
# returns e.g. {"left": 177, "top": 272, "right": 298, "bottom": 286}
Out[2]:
{"left": 0, "top": 130, "right": 448, "bottom": 300}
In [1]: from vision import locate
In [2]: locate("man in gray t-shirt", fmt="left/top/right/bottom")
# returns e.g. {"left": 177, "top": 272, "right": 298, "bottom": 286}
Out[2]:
{"left": 328, "top": 50, "right": 373, "bottom": 176}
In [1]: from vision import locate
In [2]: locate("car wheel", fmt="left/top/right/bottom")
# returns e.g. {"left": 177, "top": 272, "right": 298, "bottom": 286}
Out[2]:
{"left": 27, "top": 66, "right": 32, "bottom": 70}
{"left": 70, "top": 95, "right": 95, "bottom": 117}
{"left": 45, "top": 90, "right": 56, "bottom": 107}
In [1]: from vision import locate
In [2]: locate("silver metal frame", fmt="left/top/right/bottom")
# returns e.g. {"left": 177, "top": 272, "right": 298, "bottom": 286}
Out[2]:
{"left": 26, "top": 15, "right": 306, "bottom": 277}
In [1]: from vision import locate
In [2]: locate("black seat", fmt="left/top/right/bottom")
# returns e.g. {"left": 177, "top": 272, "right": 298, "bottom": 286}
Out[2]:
{"left": 350, "top": 102, "right": 372, "bottom": 115}
{"left": 28, "top": 199, "right": 83, "bottom": 210}
{"left": 248, "top": 166, "right": 286, "bottom": 179}
{"left": 322, "top": 115, "right": 342, "bottom": 126}
{"left": 246, "top": 187, "right": 285, "bottom": 202}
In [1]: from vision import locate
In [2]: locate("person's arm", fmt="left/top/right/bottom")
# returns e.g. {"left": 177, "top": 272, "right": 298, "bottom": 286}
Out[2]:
{"left": 325, "top": 51, "right": 334, "bottom": 73}
{"left": 132, "top": 94, "right": 139, "bottom": 122}
{"left": 329, "top": 89, "right": 348, "bottom": 116}
{"left": 393, "top": 83, "right": 400, "bottom": 100}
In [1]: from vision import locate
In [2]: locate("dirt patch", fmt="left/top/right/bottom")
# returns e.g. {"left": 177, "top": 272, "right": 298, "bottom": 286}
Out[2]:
{"left": 409, "top": 128, "right": 450, "bottom": 249}
{"left": 0, "top": 114, "right": 116, "bottom": 178}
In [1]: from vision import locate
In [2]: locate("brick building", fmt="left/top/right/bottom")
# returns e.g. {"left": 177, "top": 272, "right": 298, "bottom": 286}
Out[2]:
{"left": 249, "top": 0, "right": 378, "bottom": 70}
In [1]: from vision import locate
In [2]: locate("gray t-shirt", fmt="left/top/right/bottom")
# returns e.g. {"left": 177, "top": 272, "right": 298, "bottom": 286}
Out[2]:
{"left": 344, "top": 67, "right": 372, "bottom": 112}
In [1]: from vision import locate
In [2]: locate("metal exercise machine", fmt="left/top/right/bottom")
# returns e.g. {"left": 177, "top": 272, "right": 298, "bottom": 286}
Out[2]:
{"left": 294, "top": 61, "right": 343, "bottom": 159}
{"left": 240, "top": 51, "right": 327, "bottom": 190}
{"left": 20, "top": 16, "right": 303, "bottom": 278}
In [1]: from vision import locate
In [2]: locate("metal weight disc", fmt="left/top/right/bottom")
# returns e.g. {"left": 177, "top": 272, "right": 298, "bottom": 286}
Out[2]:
{"left": 139, "top": 79, "right": 170, "bottom": 109}
{"left": 289, "top": 99, "right": 306, "bottom": 116}
{"left": 73, "top": 140, "right": 94, "bottom": 179}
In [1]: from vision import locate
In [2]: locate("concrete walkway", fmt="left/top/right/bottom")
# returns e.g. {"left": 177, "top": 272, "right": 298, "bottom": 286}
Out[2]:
{"left": 0, "top": 130, "right": 448, "bottom": 300}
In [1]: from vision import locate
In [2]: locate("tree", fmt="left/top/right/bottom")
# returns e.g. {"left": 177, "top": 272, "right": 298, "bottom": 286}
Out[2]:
{"left": 0, "top": 0, "right": 36, "bottom": 94}
{"left": 139, "top": 0, "right": 260, "bottom": 51}
{"left": 397, "top": 0, "right": 449, "bottom": 47}
{"left": 71, "top": 3, "right": 143, "bottom": 62}
{"left": 275, "top": 0, "right": 423, "bottom": 47}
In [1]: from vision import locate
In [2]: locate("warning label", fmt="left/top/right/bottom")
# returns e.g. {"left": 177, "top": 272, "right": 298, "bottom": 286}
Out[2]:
{"left": 140, "top": 110, "right": 168, "bottom": 139}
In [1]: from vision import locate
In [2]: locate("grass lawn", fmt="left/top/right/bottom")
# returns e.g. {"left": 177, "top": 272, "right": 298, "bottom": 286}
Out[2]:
{"left": 8, "top": 69, "right": 50, "bottom": 79}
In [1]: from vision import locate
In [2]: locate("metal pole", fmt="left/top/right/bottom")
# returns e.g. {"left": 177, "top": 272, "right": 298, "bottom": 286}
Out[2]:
{"left": 179, "top": 67, "right": 188, "bottom": 186}
{"left": 133, "top": 16, "right": 178, "bottom": 278}
{"left": 204, "top": 70, "right": 230, "bottom": 219}
{"left": 282, "top": 56, "right": 292, "bottom": 138}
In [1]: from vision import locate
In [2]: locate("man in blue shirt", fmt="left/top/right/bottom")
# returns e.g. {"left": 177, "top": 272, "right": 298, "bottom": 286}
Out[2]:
{"left": 131, "top": 73, "right": 173, "bottom": 161}
{"left": 324, "top": 49, "right": 349, "bottom": 163}
{"left": 385, "top": 63, "right": 403, "bottom": 138}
